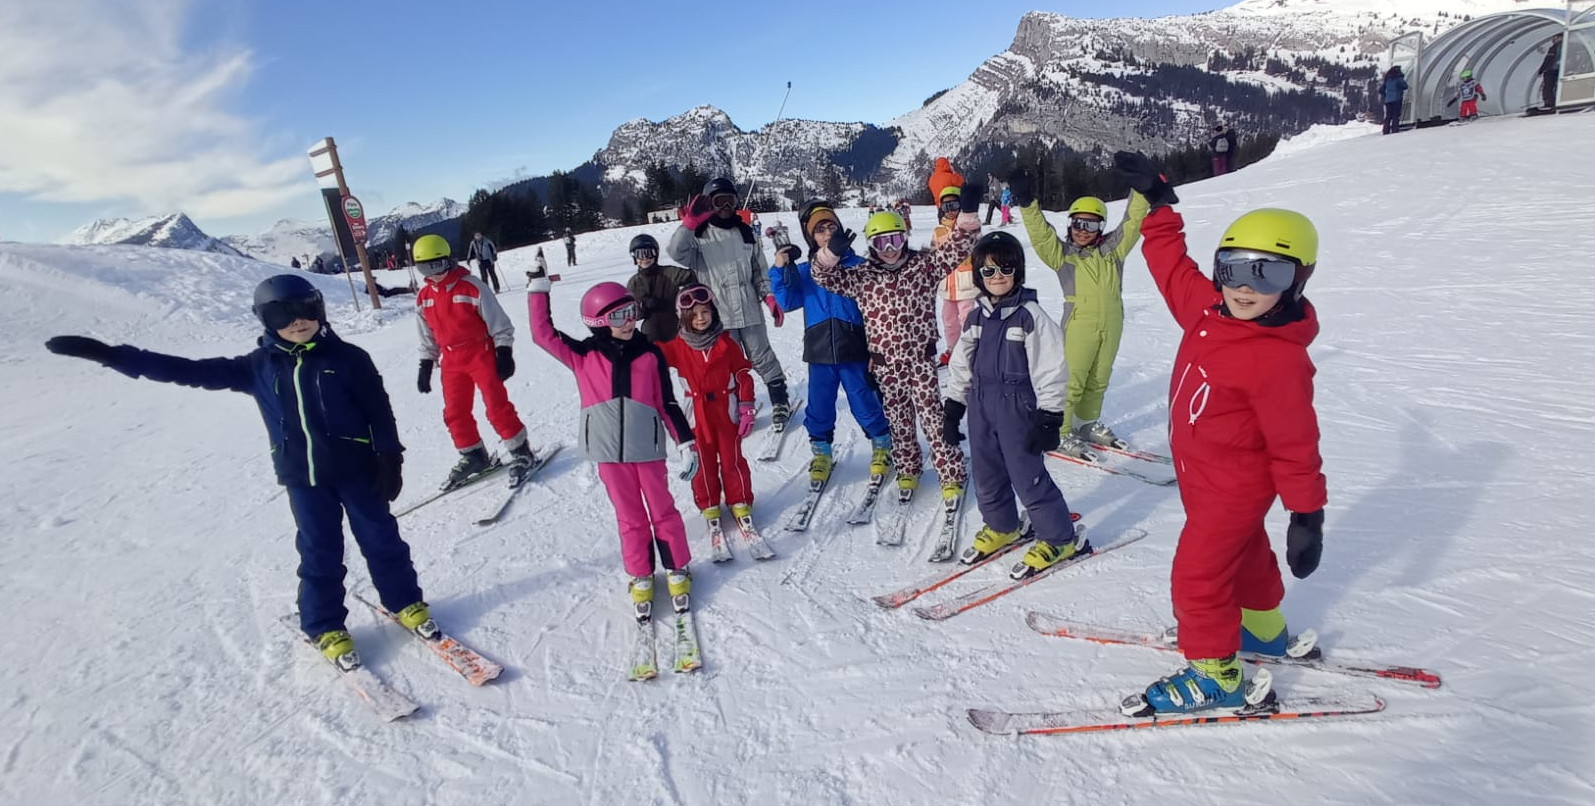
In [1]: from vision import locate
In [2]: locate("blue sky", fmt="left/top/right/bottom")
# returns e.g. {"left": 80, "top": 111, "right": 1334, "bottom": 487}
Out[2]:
{"left": 0, "top": 0, "right": 1226, "bottom": 243}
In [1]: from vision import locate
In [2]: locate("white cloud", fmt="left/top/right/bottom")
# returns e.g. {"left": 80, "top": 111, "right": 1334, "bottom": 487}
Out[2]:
{"left": 0, "top": 0, "right": 308, "bottom": 219}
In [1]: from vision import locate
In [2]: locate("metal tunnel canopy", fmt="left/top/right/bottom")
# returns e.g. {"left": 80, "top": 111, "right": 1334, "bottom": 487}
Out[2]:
{"left": 1400, "top": 5, "right": 1595, "bottom": 125}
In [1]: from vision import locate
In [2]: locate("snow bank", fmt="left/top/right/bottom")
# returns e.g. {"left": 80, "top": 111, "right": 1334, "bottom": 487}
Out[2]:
{"left": 1269, "top": 120, "right": 1383, "bottom": 158}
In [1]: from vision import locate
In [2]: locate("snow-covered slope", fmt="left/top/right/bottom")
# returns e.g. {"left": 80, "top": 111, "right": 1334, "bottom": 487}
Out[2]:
{"left": 61, "top": 213, "right": 245, "bottom": 257}
{"left": 5, "top": 113, "right": 1594, "bottom": 804}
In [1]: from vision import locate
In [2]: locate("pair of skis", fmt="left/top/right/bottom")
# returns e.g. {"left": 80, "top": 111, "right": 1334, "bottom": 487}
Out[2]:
{"left": 873, "top": 482, "right": 968, "bottom": 563}
{"left": 1046, "top": 444, "right": 1177, "bottom": 487}
{"left": 475, "top": 444, "right": 563, "bottom": 525}
{"left": 755, "top": 398, "right": 804, "bottom": 462}
{"left": 970, "top": 616, "right": 1441, "bottom": 735}
{"left": 629, "top": 611, "right": 704, "bottom": 681}
{"left": 285, "top": 595, "right": 505, "bottom": 722}
{"left": 708, "top": 509, "right": 776, "bottom": 563}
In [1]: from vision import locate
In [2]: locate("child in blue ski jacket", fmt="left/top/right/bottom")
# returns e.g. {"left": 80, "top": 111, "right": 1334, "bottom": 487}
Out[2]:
{"left": 769, "top": 201, "right": 892, "bottom": 485}
{"left": 44, "top": 275, "right": 436, "bottom": 672}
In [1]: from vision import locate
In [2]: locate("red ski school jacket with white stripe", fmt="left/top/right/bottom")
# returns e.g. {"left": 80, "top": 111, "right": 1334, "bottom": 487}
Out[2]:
{"left": 415, "top": 266, "right": 514, "bottom": 362}
{"left": 1140, "top": 206, "right": 1327, "bottom": 514}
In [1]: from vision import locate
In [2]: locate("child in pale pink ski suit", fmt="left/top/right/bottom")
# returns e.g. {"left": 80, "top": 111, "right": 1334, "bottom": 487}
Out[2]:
{"left": 526, "top": 273, "right": 695, "bottom": 584}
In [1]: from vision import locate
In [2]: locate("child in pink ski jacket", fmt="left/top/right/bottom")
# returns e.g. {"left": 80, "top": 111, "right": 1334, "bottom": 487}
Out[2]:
{"left": 526, "top": 266, "right": 698, "bottom": 620}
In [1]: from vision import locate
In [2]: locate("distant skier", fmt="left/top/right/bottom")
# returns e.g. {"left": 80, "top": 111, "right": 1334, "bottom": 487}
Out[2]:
{"left": 310, "top": 255, "right": 325, "bottom": 274}
{"left": 942, "top": 231, "right": 1085, "bottom": 578}
{"left": 1446, "top": 69, "right": 1487, "bottom": 121}
{"left": 524, "top": 263, "right": 697, "bottom": 621}
{"left": 44, "top": 275, "right": 439, "bottom": 672}
{"left": 290, "top": 256, "right": 302, "bottom": 269}
{"left": 411, "top": 234, "right": 540, "bottom": 489}
{"left": 769, "top": 200, "right": 893, "bottom": 488}
{"left": 999, "top": 184, "right": 1013, "bottom": 226}
{"left": 564, "top": 228, "right": 577, "bottom": 267}
{"left": 1380, "top": 66, "right": 1409, "bottom": 134}
{"left": 928, "top": 158, "right": 979, "bottom": 368}
{"left": 1537, "top": 34, "right": 1563, "bottom": 112}
{"left": 467, "top": 232, "right": 501, "bottom": 292}
{"left": 668, "top": 177, "right": 792, "bottom": 426}
{"left": 1113, "top": 151, "right": 1327, "bottom": 717}
{"left": 657, "top": 283, "right": 762, "bottom": 537}
{"left": 1010, "top": 167, "right": 1149, "bottom": 459}
{"left": 624, "top": 234, "right": 698, "bottom": 343}
{"left": 1209, "top": 123, "right": 1238, "bottom": 175}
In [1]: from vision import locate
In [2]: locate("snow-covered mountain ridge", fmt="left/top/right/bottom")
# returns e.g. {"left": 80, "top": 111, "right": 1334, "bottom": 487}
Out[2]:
{"left": 62, "top": 213, "right": 245, "bottom": 257}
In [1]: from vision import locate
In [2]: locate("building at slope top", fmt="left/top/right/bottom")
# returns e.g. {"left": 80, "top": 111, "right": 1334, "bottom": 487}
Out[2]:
{"left": 1397, "top": 6, "right": 1594, "bottom": 124}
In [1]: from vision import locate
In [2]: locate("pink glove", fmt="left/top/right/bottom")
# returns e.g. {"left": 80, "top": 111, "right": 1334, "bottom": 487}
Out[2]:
{"left": 737, "top": 403, "right": 757, "bottom": 438}
{"left": 680, "top": 195, "right": 713, "bottom": 230}
{"left": 764, "top": 294, "right": 784, "bottom": 328}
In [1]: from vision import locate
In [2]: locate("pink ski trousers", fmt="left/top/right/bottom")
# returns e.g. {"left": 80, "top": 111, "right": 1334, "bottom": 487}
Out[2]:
{"left": 941, "top": 298, "right": 976, "bottom": 353}
{"left": 597, "top": 460, "right": 691, "bottom": 577}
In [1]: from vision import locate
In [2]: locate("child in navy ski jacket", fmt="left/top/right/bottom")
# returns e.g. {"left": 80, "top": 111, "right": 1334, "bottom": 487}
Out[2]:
{"left": 44, "top": 275, "right": 435, "bottom": 671}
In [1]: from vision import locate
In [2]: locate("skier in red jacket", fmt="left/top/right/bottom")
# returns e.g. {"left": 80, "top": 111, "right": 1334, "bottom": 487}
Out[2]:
{"left": 657, "top": 282, "right": 759, "bottom": 540}
{"left": 1113, "top": 152, "right": 1327, "bottom": 718}
{"left": 412, "top": 234, "right": 537, "bottom": 489}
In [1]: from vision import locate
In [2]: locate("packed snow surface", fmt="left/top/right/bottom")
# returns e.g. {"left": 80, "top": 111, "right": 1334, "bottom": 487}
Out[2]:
{"left": 4, "top": 113, "right": 1594, "bottom": 804}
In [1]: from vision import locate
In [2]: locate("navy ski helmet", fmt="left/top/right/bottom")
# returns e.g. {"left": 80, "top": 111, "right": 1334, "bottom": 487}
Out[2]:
{"left": 969, "top": 231, "right": 1027, "bottom": 295}
{"left": 702, "top": 177, "right": 737, "bottom": 199}
{"left": 253, "top": 274, "right": 325, "bottom": 331}
{"left": 628, "top": 233, "right": 659, "bottom": 257}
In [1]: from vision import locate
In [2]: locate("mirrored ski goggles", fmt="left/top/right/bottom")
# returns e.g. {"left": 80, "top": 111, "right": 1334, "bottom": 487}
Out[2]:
{"left": 258, "top": 298, "right": 325, "bottom": 330}
{"left": 870, "top": 232, "right": 907, "bottom": 252}
{"left": 938, "top": 198, "right": 961, "bottom": 215}
{"left": 1213, "top": 249, "right": 1300, "bottom": 294}
{"left": 630, "top": 247, "right": 657, "bottom": 261}
{"left": 676, "top": 286, "right": 715, "bottom": 309}
{"left": 978, "top": 264, "right": 1019, "bottom": 278}
{"left": 587, "top": 302, "right": 639, "bottom": 328}
{"left": 1069, "top": 218, "right": 1105, "bottom": 233}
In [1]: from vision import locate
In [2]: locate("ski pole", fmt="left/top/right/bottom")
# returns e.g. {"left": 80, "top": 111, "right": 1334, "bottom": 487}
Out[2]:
{"left": 743, "top": 81, "right": 793, "bottom": 211}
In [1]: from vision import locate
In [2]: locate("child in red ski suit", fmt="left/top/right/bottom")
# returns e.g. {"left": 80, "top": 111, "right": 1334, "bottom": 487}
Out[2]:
{"left": 811, "top": 194, "right": 980, "bottom": 502}
{"left": 657, "top": 283, "right": 758, "bottom": 528}
{"left": 1113, "top": 151, "right": 1327, "bottom": 716}
{"left": 525, "top": 266, "right": 698, "bottom": 619}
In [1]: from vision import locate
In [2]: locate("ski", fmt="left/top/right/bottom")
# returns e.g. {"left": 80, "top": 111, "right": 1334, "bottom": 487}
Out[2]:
{"left": 281, "top": 617, "right": 418, "bottom": 721}
{"left": 707, "top": 513, "right": 733, "bottom": 563}
{"left": 911, "top": 529, "right": 1148, "bottom": 621}
{"left": 735, "top": 510, "right": 777, "bottom": 560}
{"left": 875, "top": 484, "right": 917, "bottom": 546}
{"left": 927, "top": 487, "right": 967, "bottom": 563}
{"left": 872, "top": 529, "right": 1034, "bottom": 609}
{"left": 629, "top": 618, "right": 659, "bottom": 681}
{"left": 474, "top": 444, "right": 563, "bottom": 526}
{"left": 671, "top": 611, "right": 703, "bottom": 673}
{"left": 1023, "top": 613, "right": 1444, "bottom": 689}
{"left": 783, "top": 476, "right": 828, "bottom": 532}
{"left": 393, "top": 457, "right": 507, "bottom": 517}
{"left": 968, "top": 693, "right": 1385, "bottom": 736}
{"left": 757, "top": 398, "right": 805, "bottom": 462}
{"left": 1046, "top": 451, "right": 1176, "bottom": 487}
{"left": 845, "top": 472, "right": 887, "bottom": 525}
{"left": 1089, "top": 443, "right": 1172, "bottom": 465}
{"left": 353, "top": 594, "right": 504, "bottom": 686}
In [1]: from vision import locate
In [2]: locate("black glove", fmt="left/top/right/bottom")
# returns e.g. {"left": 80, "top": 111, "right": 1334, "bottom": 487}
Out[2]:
{"left": 1112, "top": 151, "right": 1180, "bottom": 207}
{"left": 1024, "top": 410, "right": 1065, "bottom": 455}
{"left": 417, "top": 359, "right": 434, "bottom": 393}
{"left": 375, "top": 453, "right": 403, "bottom": 502}
{"left": 777, "top": 244, "right": 803, "bottom": 264}
{"left": 495, "top": 346, "right": 515, "bottom": 381}
{"left": 826, "top": 228, "right": 857, "bottom": 259}
{"left": 958, "top": 184, "right": 983, "bottom": 215}
{"left": 941, "top": 400, "right": 967, "bottom": 445}
{"left": 1007, "top": 169, "right": 1035, "bottom": 208}
{"left": 1286, "top": 509, "right": 1324, "bottom": 579}
{"left": 46, "top": 335, "right": 118, "bottom": 366}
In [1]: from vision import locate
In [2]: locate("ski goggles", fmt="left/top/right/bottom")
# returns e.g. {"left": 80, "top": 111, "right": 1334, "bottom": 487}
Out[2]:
{"left": 710, "top": 193, "right": 737, "bottom": 208}
{"left": 1213, "top": 249, "right": 1300, "bottom": 294}
{"left": 676, "top": 286, "right": 715, "bottom": 310}
{"left": 978, "top": 264, "right": 1019, "bottom": 278}
{"left": 258, "top": 297, "right": 325, "bottom": 331}
{"left": 938, "top": 198, "right": 961, "bottom": 215}
{"left": 870, "top": 232, "right": 907, "bottom": 252}
{"left": 630, "top": 247, "right": 658, "bottom": 261}
{"left": 1069, "top": 218, "right": 1105, "bottom": 233}
{"left": 585, "top": 302, "right": 640, "bottom": 328}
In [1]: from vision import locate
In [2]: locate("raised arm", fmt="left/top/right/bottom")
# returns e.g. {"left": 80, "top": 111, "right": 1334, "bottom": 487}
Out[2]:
{"left": 667, "top": 225, "right": 703, "bottom": 273}
{"left": 524, "top": 275, "right": 581, "bottom": 370}
{"left": 1107, "top": 190, "right": 1151, "bottom": 261}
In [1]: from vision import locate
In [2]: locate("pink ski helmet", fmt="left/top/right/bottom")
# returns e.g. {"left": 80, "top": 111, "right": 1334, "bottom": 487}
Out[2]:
{"left": 580, "top": 281, "right": 636, "bottom": 327}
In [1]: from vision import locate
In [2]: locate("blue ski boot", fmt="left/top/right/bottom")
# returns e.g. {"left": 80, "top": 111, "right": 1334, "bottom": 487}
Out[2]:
{"left": 1121, "top": 657, "right": 1276, "bottom": 717}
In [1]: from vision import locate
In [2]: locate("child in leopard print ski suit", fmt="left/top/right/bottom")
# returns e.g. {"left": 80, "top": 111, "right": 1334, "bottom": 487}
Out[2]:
{"left": 810, "top": 194, "right": 982, "bottom": 497}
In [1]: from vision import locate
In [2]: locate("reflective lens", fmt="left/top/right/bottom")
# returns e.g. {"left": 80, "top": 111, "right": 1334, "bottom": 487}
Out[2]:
{"left": 676, "top": 286, "right": 714, "bottom": 310}
{"left": 978, "top": 264, "right": 1018, "bottom": 278}
{"left": 604, "top": 302, "right": 640, "bottom": 326}
{"left": 939, "top": 198, "right": 961, "bottom": 214}
{"left": 1213, "top": 249, "right": 1299, "bottom": 294}
{"left": 631, "top": 247, "right": 658, "bottom": 262}
{"left": 1069, "top": 218, "right": 1105, "bottom": 233}
{"left": 871, "top": 232, "right": 907, "bottom": 252}
{"left": 259, "top": 297, "right": 324, "bottom": 330}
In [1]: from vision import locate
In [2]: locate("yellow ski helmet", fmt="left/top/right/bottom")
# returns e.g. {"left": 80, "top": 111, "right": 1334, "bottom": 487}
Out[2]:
{"left": 1067, "top": 196, "right": 1108, "bottom": 219}
{"left": 412, "top": 234, "right": 452, "bottom": 263}
{"left": 864, "top": 211, "right": 907, "bottom": 240}
{"left": 1218, "top": 208, "right": 1317, "bottom": 266}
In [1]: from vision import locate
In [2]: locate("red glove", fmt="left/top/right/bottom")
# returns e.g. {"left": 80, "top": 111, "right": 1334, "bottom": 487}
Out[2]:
{"left": 764, "top": 294, "right": 784, "bottom": 327}
{"left": 680, "top": 195, "right": 713, "bottom": 230}
{"left": 737, "top": 403, "right": 757, "bottom": 438}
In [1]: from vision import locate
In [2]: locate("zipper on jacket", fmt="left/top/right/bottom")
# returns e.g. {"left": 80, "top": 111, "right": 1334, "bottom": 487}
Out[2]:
{"left": 292, "top": 352, "right": 317, "bottom": 486}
